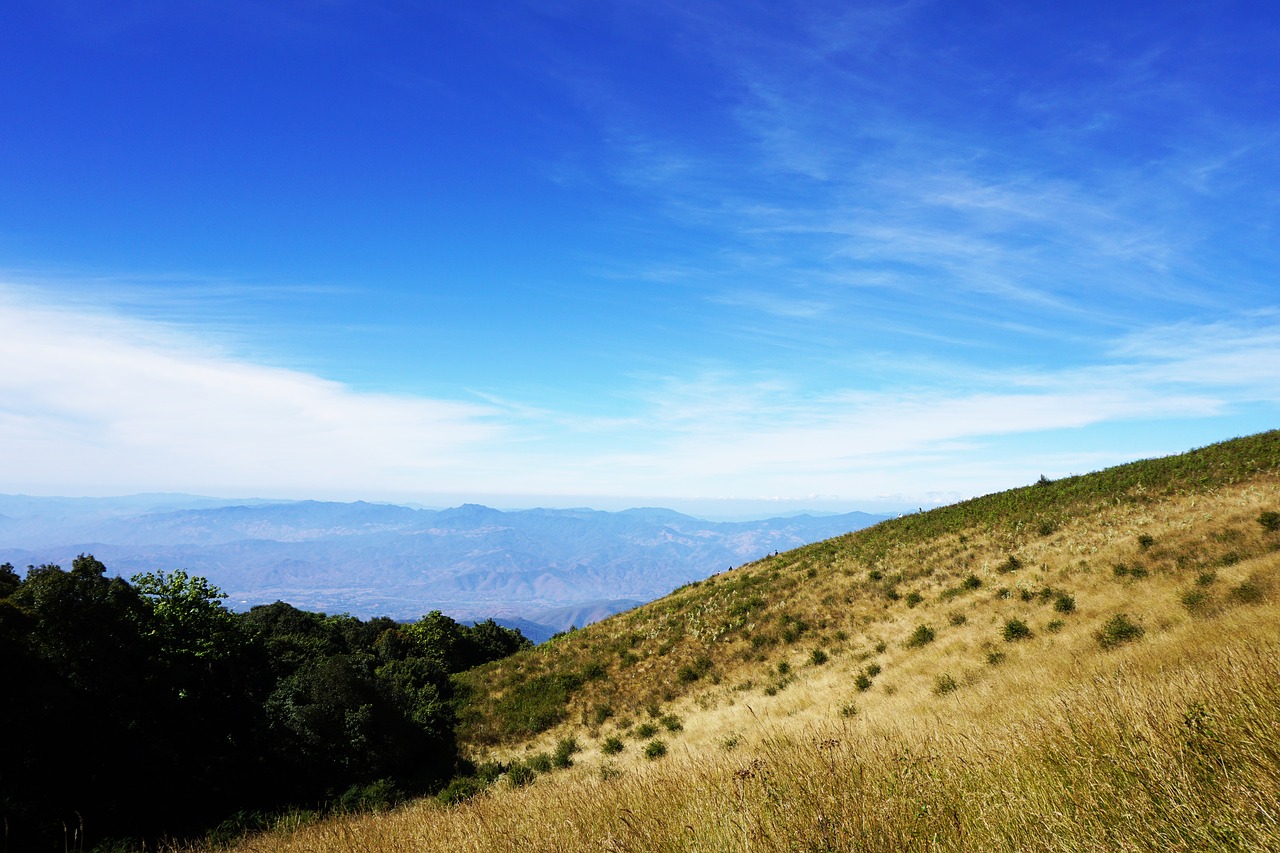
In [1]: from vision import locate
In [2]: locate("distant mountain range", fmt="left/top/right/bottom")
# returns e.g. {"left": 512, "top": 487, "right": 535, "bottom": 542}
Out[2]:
{"left": 0, "top": 494, "right": 887, "bottom": 636}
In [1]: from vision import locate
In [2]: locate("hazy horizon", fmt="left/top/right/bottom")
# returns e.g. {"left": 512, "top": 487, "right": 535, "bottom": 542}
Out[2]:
{"left": 0, "top": 487, "right": 900, "bottom": 523}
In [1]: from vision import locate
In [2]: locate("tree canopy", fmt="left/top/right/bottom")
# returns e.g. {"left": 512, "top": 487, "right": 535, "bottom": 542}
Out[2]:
{"left": 0, "top": 556, "right": 531, "bottom": 851}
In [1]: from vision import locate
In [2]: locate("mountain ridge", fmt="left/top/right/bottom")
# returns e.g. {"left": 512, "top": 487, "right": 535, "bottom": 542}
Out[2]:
{"left": 0, "top": 495, "right": 887, "bottom": 629}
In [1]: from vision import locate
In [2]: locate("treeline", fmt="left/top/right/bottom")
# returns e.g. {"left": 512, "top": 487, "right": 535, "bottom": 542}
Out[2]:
{"left": 0, "top": 555, "right": 531, "bottom": 851}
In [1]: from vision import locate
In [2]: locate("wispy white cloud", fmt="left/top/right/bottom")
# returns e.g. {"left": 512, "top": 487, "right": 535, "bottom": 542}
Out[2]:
{"left": 569, "top": 2, "right": 1278, "bottom": 355}
{"left": 0, "top": 286, "right": 504, "bottom": 496}
{"left": 527, "top": 311, "right": 1280, "bottom": 499}
{"left": 709, "top": 290, "right": 830, "bottom": 319}
{"left": 3, "top": 282, "right": 1277, "bottom": 505}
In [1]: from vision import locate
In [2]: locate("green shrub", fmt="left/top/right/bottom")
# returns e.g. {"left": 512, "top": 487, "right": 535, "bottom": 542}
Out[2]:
{"left": 905, "top": 591, "right": 923, "bottom": 608}
{"left": 1052, "top": 593, "right": 1076, "bottom": 613}
{"left": 506, "top": 762, "right": 536, "bottom": 788}
{"left": 436, "top": 776, "right": 486, "bottom": 806}
{"left": 874, "top": 641, "right": 887, "bottom": 654}
{"left": 1231, "top": 580, "right": 1264, "bottom": 603}
{"left": 1046, "top": 619, "right": 1065, "bottom": 633}
{"left": 496, "top": 672, "right": 582, "bottom": 736}
{"left": 1258, "top": 510, "right": 1280, "bottom": 532}
{"left": 906, "top": 624, "right": 935, "bottom": 648}
{"left": 591, "top": 703, "right": 614, "bottom": 726}
{"left": 1196, "top": 571, "right": 1217, "bottom": 586}
{"left": 1114, "top": 563, "right": 1149, "bottom": 579}
{"left": 601, "top": 736, "right": 624, "bottom": 755}
{"left": 339, "top": 778, "right": 401, "bottom": 813}
{"left": 527, "top": 752, "right": 553, "bottom": 773}
{"left": 677, "top": 655, "right": 714, "bottom": 683}
{"left": 865, "top": 662, "right": 882, "bottom": 677}
{"left": 722, "top": 734, "right": 740, "bottom": 751}
{"left": 868, "top": 569, "right": 883, "bottom": 581}
{"left": 986, "top": 650, "right": 1006, "bottom": 666}
{"left": 1096, "top": 614, "right": 1144, "bottom": 649}
{"left": 1181, "top": 589, "right": 1212, "bottom": 614}
{"left": 1002, "top": 619, "right": 1032, "bottom": 642}
{"left": 1137, "top": 534, "right": 1155, "bottom": 550}
{"left": 949, "top": 612, "right": 967, "bottom": 626}
{"left": 809, "top": 648, "right": 829, "bottom": 665}
{"left": 854, "top": 673, "right": 873, "bottom": 692}
{"left": 553, "top": 737, "right": 580, "bottom": 769}
{"left": 728, "top": 596, "right": 765, "bottom": 618}
{"left": 581, "top": 661, "right": 608, "bottom": 681}
{"left": 644, "top": 739, "right": 667, "bottom": 760}
{"left": 778, "top": 613, "right": 810, "bottom": 636}
{"left": 839, "top": 702, "right": 858, "bottom": 718}
{"left": 475, "top": 761, "right": 504, "bottom": 784}
{"left": 998, "top": 555, "right": 1023, "bottom": 573}
{"left": 961, "top": 574, "right": 982, "bottom": 591}
{"left": 776, "top": 660, "right": 791, "bottom": 676}
{"left": 659, "top": 714, "right": 683, "bottom": 732}
{"left": 635, "top": 722, "right": 659, "bottom": 738}
{"left": 934, "top": 674, "right": 958, "bottom": 695}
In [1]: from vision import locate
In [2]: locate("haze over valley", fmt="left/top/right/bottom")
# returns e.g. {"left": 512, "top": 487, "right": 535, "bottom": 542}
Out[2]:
{"left": 0, "top": 493, "right": 884, "bottom": 636}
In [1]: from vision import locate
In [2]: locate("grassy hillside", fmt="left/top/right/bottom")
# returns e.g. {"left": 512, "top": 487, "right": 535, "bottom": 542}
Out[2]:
{"left": 212, "top": 431, "right": 1280, "bottom": 852}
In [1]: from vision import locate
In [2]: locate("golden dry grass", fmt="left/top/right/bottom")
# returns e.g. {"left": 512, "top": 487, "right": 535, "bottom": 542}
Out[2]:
{"left": 465, "top": 474, "right": 1279, "bottom": 764}
{"left": 200, "top": 436, "right": 1280, "bottom": 852}
{"left": 214, "top": 601, "right": 1280, "bottom": 852}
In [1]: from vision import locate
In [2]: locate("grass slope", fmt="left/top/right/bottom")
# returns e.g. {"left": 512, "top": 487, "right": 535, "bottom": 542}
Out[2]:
{"left": 213, "top": 431, "right": 1280, "bottom": 852}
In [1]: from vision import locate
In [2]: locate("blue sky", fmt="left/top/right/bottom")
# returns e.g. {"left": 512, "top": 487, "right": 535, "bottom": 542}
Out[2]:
{"left": 2, "top": 0, "right": 1278, "bottom": 516}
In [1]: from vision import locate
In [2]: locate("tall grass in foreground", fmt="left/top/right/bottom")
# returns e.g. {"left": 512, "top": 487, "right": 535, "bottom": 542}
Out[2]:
{"left": 211, "top": 607, "right": 1280, "bottom": 853}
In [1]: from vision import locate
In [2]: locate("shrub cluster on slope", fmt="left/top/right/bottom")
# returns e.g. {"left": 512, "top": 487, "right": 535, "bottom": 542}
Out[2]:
{"left": 223, "top": 625, "right": 1280, "bottom": 852}
{"left": 453, "top": 431, "right": 1280, "bottom": 750}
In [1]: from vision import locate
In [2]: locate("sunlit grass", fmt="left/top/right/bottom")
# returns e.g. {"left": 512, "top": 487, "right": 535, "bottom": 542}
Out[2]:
{"left": 195, "top": 431, "right": 1280, "bottom": 852}
{"left": 209, "top": 605, "right": 1280, "bottom": 852}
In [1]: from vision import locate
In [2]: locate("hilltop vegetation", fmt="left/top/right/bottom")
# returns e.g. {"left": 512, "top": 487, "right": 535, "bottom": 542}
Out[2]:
{"left": 213, "top": 430, "right": 1280, "bottom": 852}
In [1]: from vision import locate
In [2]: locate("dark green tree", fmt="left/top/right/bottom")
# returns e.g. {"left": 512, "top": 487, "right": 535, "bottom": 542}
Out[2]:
{"left": 3, "top": 556, "right": 159, "bottom": 847}
{"left": 0, "top": 561, "right": 20, "bottom": 597}
{"left": 2, "top": 558, "right": 531, "bottom": 849}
